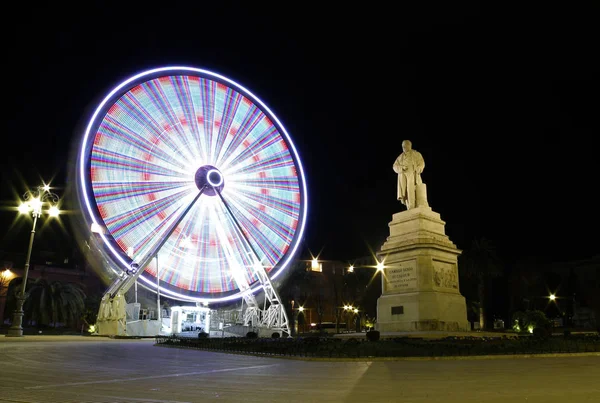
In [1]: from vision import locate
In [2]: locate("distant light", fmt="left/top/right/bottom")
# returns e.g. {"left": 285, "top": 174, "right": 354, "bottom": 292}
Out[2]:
{"left": 298, "top": 306, "right": 304, "bottom": 312}
{"left": 48, "top": 206, "right": 60, "bottom": 217}
{"left": 376, "top": 261, "right": 385, "bottom": 271}
{"left": 348, "top": 265, "right": 354, "bottom": 273}
{"left": 311, "top": 258, "right": 319, "bottom": 269}
{"left": 549, "top": 294, "right": 556, "bottom": 301}
{"left": 353, "top": 308, "right": 358, "bottom": 313}
{"left": 42, "top": 184, "right": 51, "bottom": 192}
{"left": 18, "top": 203, "right": 30, "bottom": 214}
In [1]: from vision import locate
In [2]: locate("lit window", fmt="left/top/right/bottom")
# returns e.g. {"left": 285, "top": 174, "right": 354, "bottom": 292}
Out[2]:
{"left": 310, "top": 259, "right": 322, "bottom": 272}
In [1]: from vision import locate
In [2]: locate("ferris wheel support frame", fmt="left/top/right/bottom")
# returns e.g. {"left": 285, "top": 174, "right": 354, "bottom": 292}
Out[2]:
{"left": 97, "top": 182, "right": 291, "bottom": 337}
{"left": 215, "top": 189, "right": 291, "bottom": 337}
{"left": 105, "top": 186, "right": 207, "bottom": 299}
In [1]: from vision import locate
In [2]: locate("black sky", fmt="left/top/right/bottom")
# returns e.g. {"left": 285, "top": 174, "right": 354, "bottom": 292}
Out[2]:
{"left": 1, "top": 2, "right": 598, "bottom": 267}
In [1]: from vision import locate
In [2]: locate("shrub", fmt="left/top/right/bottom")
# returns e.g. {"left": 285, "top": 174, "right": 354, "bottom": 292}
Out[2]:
{"left": 366, "top": 330, "right": 380, "bottom": 342}
{"left": 512, "top": 311, "right": 527, "bottom": 332}
{"left": 198, "top": 332, "right": 208, "bottom": 339}
{"left": 302, "top": 335, "right": 321, "bottom": 344}
{"left": 271, "top": 332, "right": 281, "bottom": 338}
{"left": 512, "top": 310, "right": 551, "bottom": 334}
{"left": 532, "top": 326, "right": 550, "bottom": 339}
{"left": 246, "top": 331, "right": 258, "bottom": 339}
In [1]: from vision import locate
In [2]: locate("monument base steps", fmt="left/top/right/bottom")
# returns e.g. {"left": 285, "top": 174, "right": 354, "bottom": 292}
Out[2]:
{"left": 376, "top": 206, "right": 470, "bottom": 333}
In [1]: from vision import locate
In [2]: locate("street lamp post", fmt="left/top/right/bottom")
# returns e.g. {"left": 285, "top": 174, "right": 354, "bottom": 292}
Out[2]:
{"left": 6, "top": 184, "right": 60, "bottom": 337}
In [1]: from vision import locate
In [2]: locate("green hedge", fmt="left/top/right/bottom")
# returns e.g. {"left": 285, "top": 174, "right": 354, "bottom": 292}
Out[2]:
{"left": 155, "top": 333, "right": 600, "bottom": 358}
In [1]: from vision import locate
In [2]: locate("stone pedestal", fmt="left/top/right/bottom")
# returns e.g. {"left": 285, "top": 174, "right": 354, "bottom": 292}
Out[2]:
{"left": 375, "top": 206, "right": 469, "bottom": 332}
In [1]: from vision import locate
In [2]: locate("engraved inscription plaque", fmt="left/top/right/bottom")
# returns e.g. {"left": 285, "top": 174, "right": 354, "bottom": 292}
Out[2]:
{"left": 385, "top": 260, "right": 417, "bottom": 292}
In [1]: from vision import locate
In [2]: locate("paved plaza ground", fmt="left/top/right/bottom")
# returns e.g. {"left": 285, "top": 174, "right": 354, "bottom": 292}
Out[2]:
{"left": 1, "top": 335, "right": 599, "bottom": 402}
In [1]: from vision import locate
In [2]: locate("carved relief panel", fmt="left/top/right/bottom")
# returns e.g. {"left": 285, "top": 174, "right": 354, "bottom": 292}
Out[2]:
{"left": 433, "top": 260, "right": 458, "bottom": 290}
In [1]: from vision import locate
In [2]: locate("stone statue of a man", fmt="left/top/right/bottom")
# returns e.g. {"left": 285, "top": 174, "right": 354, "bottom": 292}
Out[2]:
{"left": 393, "top": 140, "right": 429, "bottom": 210}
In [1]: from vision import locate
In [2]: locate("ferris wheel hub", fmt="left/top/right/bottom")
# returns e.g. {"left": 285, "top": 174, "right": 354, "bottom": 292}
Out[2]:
{"left": 194, "top": 165, "right": 224, "bottom": 196}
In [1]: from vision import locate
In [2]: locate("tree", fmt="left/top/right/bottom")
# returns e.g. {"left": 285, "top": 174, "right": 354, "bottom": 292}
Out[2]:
{"left": 3, "top": 276, "right": 34, "bottom": 325}
{"left": 82, "top": 292, "right": 102, "bottom": 329}
{"left": 24, "top": 278, "right": 86, "bottom": 328}
{"left": 277, "top": 261, "right": 313, "bottom": 335}
{"left": 459, "top": 238, "right": 503, "bottom": 330}
{"left": 0, "top": 271, "right": 12, "bottom": 324}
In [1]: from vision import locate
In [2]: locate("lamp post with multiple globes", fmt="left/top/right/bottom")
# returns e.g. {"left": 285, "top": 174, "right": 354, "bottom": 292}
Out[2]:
{"left": 6, "top": 184, "right": 60, "bottom": 337}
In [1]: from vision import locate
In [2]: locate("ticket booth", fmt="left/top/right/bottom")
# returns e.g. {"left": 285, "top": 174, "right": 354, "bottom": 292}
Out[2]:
{"left": 169, "top": 306, "right": 211, "bottom": 334}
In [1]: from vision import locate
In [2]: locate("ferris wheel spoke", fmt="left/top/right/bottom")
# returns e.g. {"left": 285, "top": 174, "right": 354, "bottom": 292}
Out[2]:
{"left": 92, "top": 180, "right": 190, "bottom": 204}
{"left": 217, "top": 124, "right": 279, "bottom": 170}
{"left": 105, "top": 186, "right": 195, "bottom": 249}
{"left": 227, "top": 189, "right": 295, "bottom": 246}
{"left": 210, "top": 89, "right": 245, "bottom": 166}
{"left": 228, "top": 152, "right": 296, "bottom": 177}
{"left": 215, "top": 189, "right": 267, "bottom": 269}
{"left": 232, "top": 189, "right": 300, "bottom": 229}
{"left": 214, "top": 103, "right": 265, "bottom": 168}
{"left": 115, "top": 93, "right": 195, "bottom": 168}
{"left": 211, "top": 202, "right": 256, "bottom": 291}
{"left": 91, "top": 133, "right": 191, "bottom": 181}
{"left": 178, "top": 77, "right": 208, "bottom": 164}
{"left": 156, "top": 200, "right": 204, "bottom": 291}
{"left": 91, "top": 148, "right": 188, "bottom": 179}
{"left": 218, "top": 191, "right": 284, "bottom": 268}
{"left": 109, "top": 187, "right": 206, "bottom": 298}
{"left": 101, "top": 114, "right": 189, "bottom": 172}
{"left": 237, "top": 177, "right": 300, "bottom": 198}
{"left": 126, "top": 82, "right": 199, "bottom": 166}
{"left": 196, "top": 79, "right": 218, "bottom": 163}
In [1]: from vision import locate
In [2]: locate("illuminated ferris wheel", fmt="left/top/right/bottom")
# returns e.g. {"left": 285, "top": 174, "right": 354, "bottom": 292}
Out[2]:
{"left": 76, "top": 66, "right": 308, "bottom": 335}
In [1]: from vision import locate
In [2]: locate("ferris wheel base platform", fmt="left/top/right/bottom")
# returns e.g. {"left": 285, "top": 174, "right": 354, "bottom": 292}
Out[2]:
{"left": 96, "top": 319, "right": 162, "bottom": 337}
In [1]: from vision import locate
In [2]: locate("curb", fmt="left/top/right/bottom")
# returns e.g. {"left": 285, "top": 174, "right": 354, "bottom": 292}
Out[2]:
{"left": 153, "top": 344, "right": 600, "bottom": 362}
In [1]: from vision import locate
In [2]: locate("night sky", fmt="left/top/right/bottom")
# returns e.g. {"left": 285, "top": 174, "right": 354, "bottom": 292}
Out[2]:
{"left": 1, "top": 2, "right": 598, "bottom": 269}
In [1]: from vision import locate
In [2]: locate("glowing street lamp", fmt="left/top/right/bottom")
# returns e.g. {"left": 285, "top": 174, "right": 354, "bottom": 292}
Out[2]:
{"left": 1, "top": 268, "right": 15, "bottom": 287}
{"left": 7, "top": 184, "right": 60, "bottom": 337}
{"left": 549, "top": 294, "right": 556, "bottom": 301}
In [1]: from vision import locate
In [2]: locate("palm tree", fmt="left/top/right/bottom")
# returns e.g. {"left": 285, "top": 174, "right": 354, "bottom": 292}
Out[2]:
{"left": 24, "top": 278, "right": 86, "bottom": 328}
{"left": 277, "top": 261, "right": 313, "bottom": 335}
{"left": 3, "top": 277, "right": 35, "bottom": 326}
{"left": 459, "top": 238, "right": 503, "bottom": 330}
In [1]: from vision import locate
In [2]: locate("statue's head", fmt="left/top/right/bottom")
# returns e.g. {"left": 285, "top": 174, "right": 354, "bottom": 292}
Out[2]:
{"left": 402, "top": 140, "right": 412, "bottom": 152}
